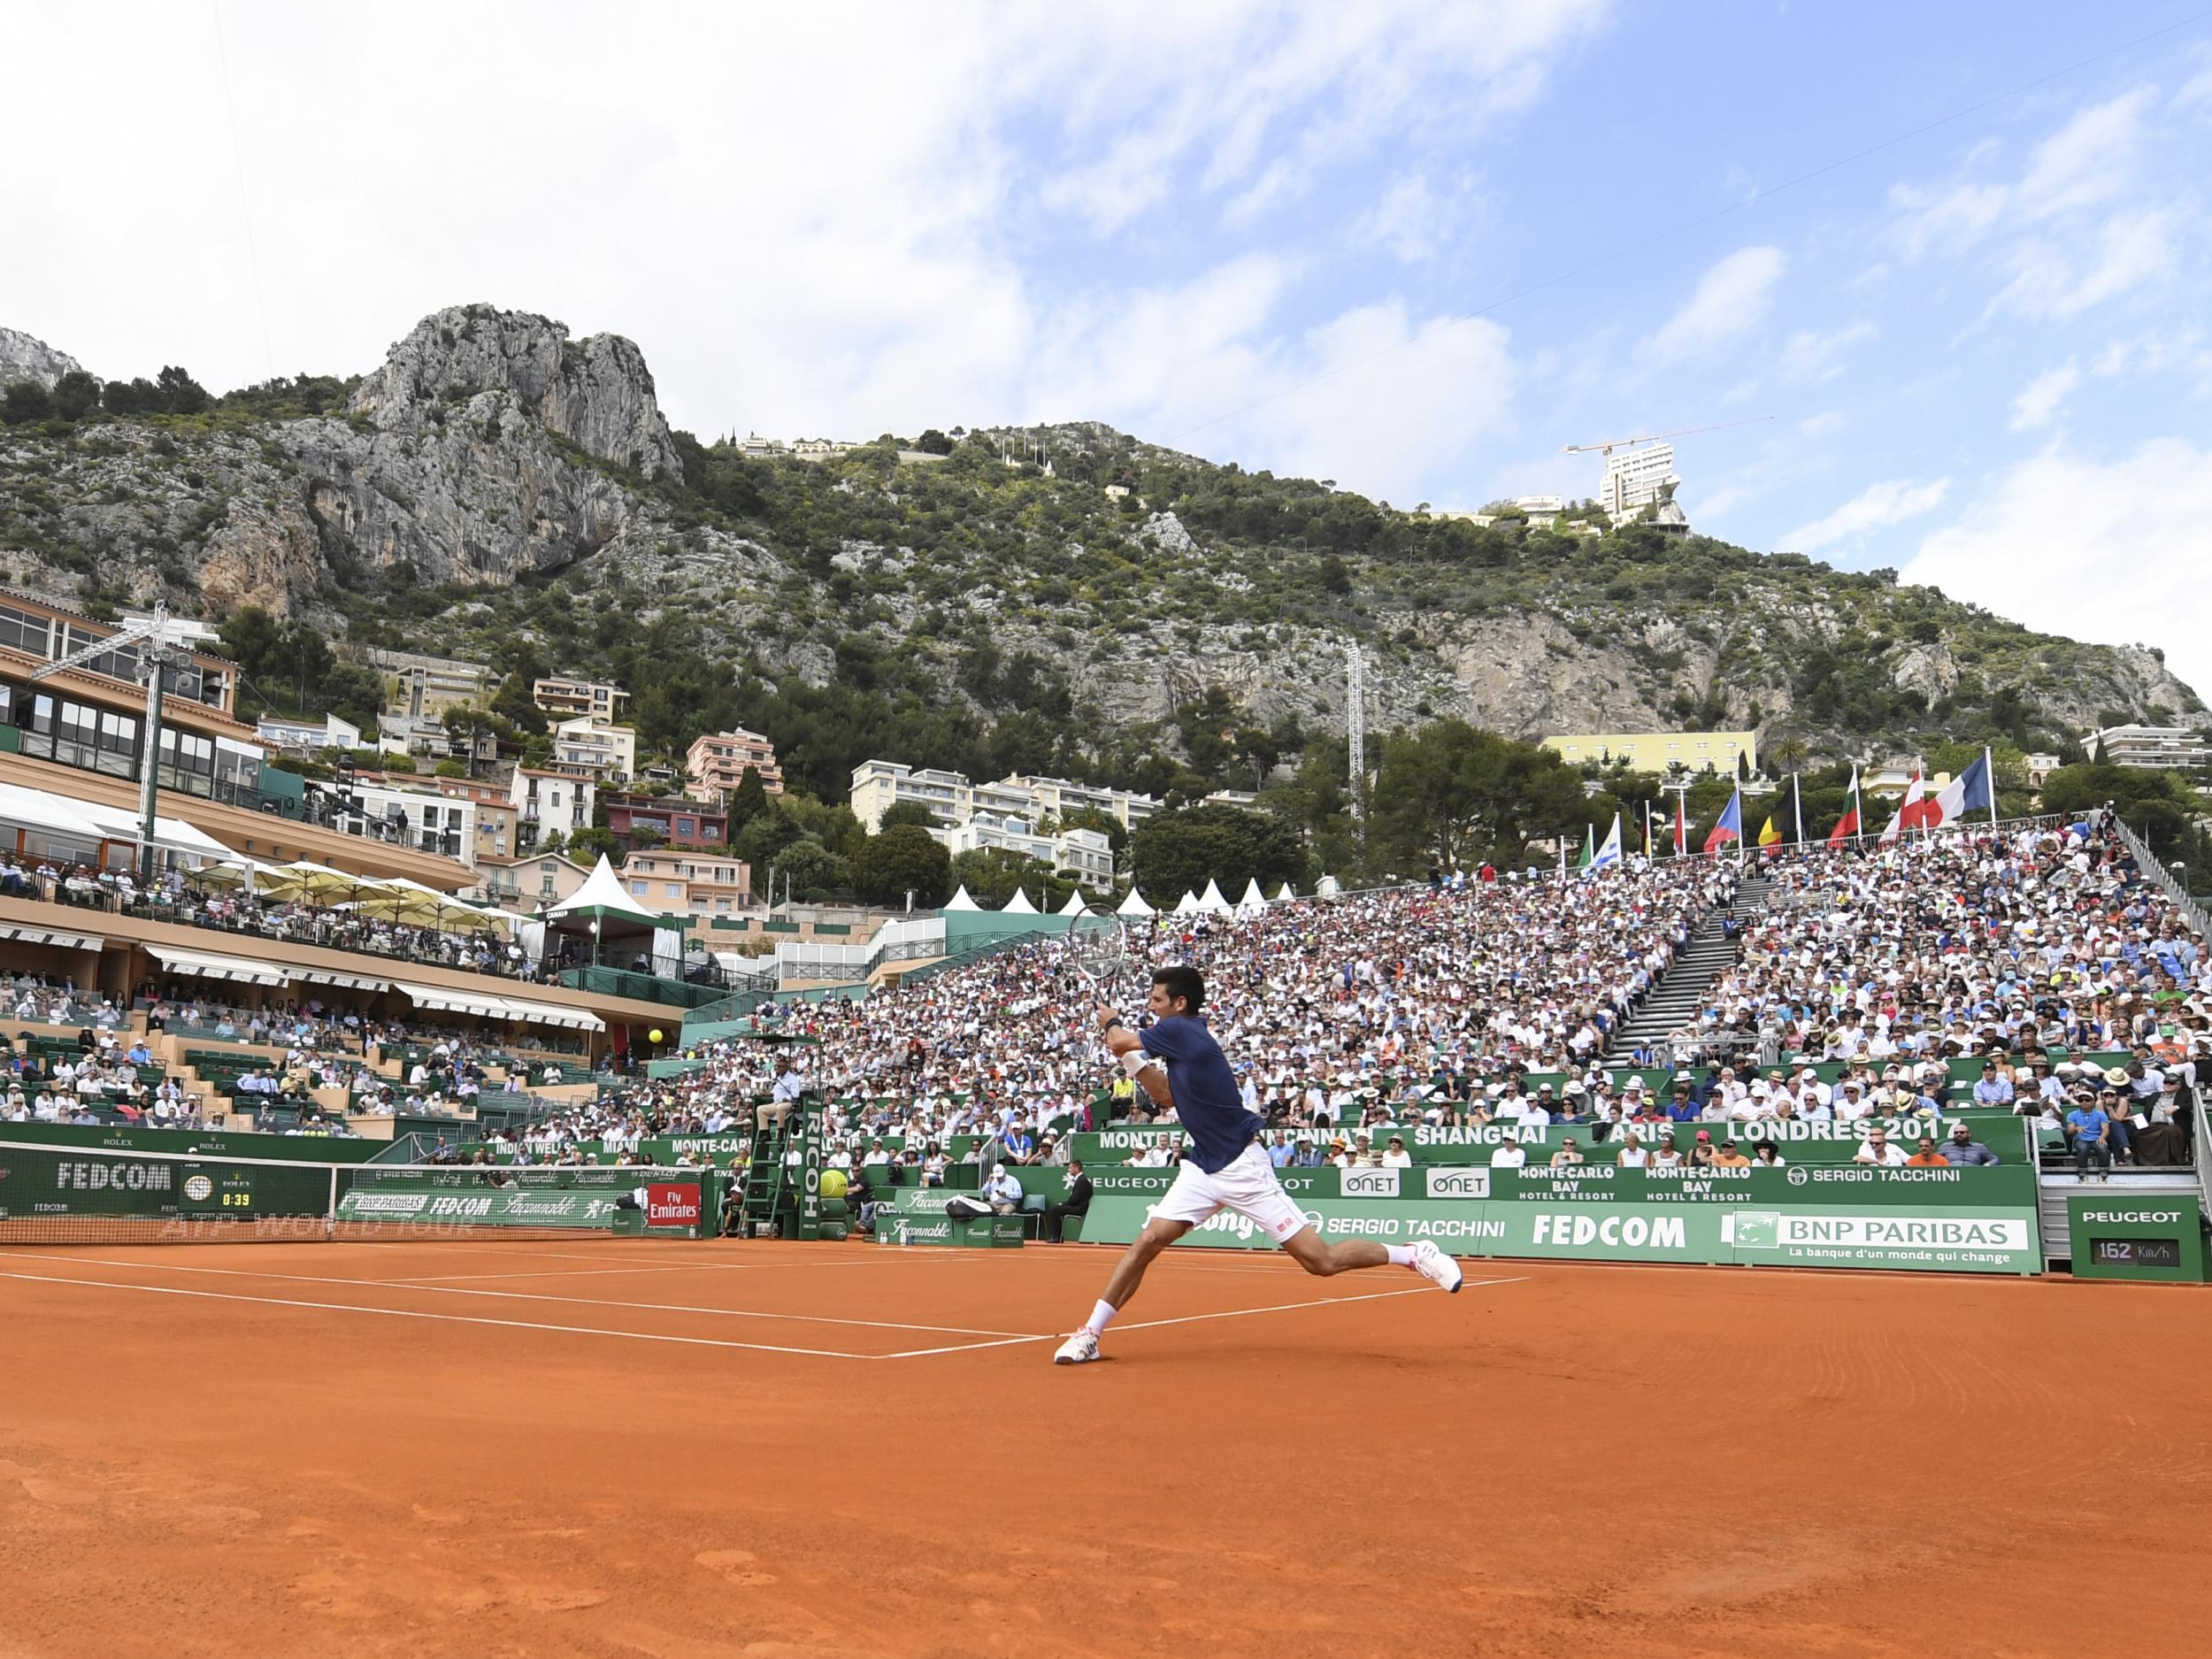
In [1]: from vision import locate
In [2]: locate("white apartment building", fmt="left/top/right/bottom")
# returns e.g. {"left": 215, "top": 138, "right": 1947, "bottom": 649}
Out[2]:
{"left": 508, "top": 768, "right": 596, "bottom": 852}
{"left": 931, "top": 814, "right": 1117, "bottom": 892}
{"left": 2087, "top": 725, "right": 2212, "bottom": 771}
{"left": 328, "top": 777, "right": 478, "bottom": 866}
{"left": 849, "top": 759, "right": 1158, "bottom": 833}
{"left": 256, "top": 713, "right": 361, "bottom": 755}
{"left": 532, "top": 678, "right": 628, "bottom": 723}
{"left": 552, "top": 715, "right": 638, "bottom": 782}
{"left": 1601, "top": 442, "right": 1678, "bottom": 522}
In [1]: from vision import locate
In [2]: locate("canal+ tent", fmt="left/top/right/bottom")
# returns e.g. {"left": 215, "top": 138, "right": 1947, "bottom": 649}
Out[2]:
{"left": 541, "top": 855, "right": 687, "bottom": 974}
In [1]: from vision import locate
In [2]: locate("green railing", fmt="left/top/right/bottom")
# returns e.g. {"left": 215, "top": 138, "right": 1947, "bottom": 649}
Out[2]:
{"left": 553, "top": 966, "right": 729, "bottom": 1010}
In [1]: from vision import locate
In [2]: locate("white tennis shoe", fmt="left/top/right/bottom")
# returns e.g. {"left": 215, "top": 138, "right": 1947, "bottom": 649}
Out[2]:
{"left": 1408, "top": 1240, "right": 1464, "bottom": 1293}
{"left": 1053, "top": 1329, "right": 1102, "bottom": 1364}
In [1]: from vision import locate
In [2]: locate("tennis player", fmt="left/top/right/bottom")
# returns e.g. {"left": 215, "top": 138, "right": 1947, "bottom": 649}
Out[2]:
{"left": 1054, "top": 964, "right": 1461, "bottom": 1364}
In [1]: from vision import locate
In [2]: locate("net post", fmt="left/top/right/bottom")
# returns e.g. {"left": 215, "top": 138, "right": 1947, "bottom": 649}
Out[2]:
{"left": 326, "top": 1164, "right": 338, "bottom": 1242}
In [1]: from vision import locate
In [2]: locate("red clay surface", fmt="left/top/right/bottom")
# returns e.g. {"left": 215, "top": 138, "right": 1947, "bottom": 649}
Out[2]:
{"left": 1, "top": 1237, "right": 2206, "bottom": 1659}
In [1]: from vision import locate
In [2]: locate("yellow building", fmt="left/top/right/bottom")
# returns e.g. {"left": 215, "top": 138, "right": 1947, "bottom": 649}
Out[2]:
{"left": 1542, "top": 729, "right": 1758, "bottom": 776}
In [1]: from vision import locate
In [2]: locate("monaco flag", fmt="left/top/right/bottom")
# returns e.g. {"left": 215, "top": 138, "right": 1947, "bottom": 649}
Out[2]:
{"left": 1878, "top": 771, "right": 1926, "bottom": 844}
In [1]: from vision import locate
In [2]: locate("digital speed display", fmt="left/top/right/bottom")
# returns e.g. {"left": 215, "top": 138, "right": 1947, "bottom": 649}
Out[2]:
{"left": 2088, "top": 1236, "right": 2181, "bottom": 1268}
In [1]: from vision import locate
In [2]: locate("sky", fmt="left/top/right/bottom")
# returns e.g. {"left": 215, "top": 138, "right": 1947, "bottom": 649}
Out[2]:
{"left": 5, "top": 2, "right": 2212, "bottom": 700}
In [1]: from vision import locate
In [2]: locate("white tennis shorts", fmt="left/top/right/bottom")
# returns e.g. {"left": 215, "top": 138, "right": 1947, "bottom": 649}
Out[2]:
{"left": 1150, "top": 1141, "right": 1310, "bottom": 1243}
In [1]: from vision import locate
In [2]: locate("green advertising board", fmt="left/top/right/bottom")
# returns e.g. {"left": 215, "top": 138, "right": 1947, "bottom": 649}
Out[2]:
{"left": 873, "top": 1212, "right": 1024, "bottom": 1248}
{"left": 0, "top": 1119, "right": 385, "bottom": 1164}
{"left": 1074, "top": 1163, "right": 2041, "bottom": 1274}
{"left": 2065, "top": 1194, "right": 2207, "bottom": 1282}
{"left": 1067, "top": 1114, "right": 2032, "bottom": 1167}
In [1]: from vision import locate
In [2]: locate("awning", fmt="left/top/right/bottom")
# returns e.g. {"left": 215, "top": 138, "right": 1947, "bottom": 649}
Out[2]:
{"left": 72, "top": 802, "right": 239, "bottom": 864}
{"left": 390, "top": 979, "right": 605, "bottom": 1033}
{"left": 0, "top": 925, "right": 104, "bottom": 950}
{"left": 145, "top": 944, "right": 289, "bottom": 986}
{"left": 288, "top": 966, "right": 394, "bottom": 992}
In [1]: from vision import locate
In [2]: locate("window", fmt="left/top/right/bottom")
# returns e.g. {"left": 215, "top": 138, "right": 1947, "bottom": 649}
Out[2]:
{"left": 629, "top": 880, "right": 648, "bottom": 897}
{"left": 664, "top": 882, "right": 681, "bottom": 899}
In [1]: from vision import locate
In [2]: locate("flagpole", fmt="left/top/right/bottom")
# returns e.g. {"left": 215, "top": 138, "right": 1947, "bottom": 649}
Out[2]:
{"left": 1854, "top": 765, "right": 1863, "bottom": 846}
{"left": 1793, "top": 773, "right": 1804, "bottom": 846}
{"left": 1985, "top": 745, "right": 1998, "bottom": 830}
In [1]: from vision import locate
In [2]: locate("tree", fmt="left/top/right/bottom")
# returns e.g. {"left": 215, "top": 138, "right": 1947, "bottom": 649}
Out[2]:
{"left": 1370, "top": 720, "right": 1587, "bottom": 871}
{"left": 852, "top": 824, "right": 952, "bottom": 908}
{"left": 914, "top": 428, "right": 955, "bottom": 455}
{"left": 949, "top": 847, "right": 1079, "bottom": 910}
{"left": 774, "top": 836, "right": 850, "bottom": 899}
{"left": 733, "top": 801, "right": 804, "bottom": 867}
{"left": 878, "top": 799, "right": 942, "bottom": 832}
{"left": 727, "top": 764, "right": 771, "bottom": 829}
{"left": 434, "top": 758, "right": 468, "bottom": 778}
{"left": 154, "top": 365, "right": 210, "bottom": 415}
{"left": 1127, "top": 803, "right": 1310, "bottom": 901}
{"left": 2, "top": 380, "right": 53, "bottom": 426}
{"left": 567, "top": 826, "right": 619, "bottom": 863}
{"left": 51, "top": 370, "right": 100, "bottom": 420}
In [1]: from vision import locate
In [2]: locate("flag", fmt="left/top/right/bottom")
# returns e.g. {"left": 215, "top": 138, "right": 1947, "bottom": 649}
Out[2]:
{"left": 1757, "top": 816, "right": 1782, "bottom": 848}
{"left": 1585, "top": 812, "right": 1622, "bottom": 876}
{"left": 1899, "top": 767, "right": 1942, "bottom": 833}
{"left": 1879, "top": 771, "right": 1925, "bottom": 844}
{"left": 1828, "top": 766, "right": 1862, "bottom": 845}
{"left": 1925, "top": 749, "right": 1994, "bottom": 829}
{"left": 1704, "top": 788, "right": 1742, "bottom": 855}
{"left": 1577, "top": 823, "right": 1594, "bottom": 871}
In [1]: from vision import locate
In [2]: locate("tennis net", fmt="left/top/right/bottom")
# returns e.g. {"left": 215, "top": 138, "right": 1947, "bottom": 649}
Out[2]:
{"left": 0, "top": 1140, "right": 723, "bottom": 1245}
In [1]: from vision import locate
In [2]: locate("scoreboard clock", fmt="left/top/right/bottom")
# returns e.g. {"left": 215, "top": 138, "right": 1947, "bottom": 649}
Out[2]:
{"left": 180, "top": 1166, "right": 258, "bottom": 1218}
{"left": 2067, "top": 1194, "right": 2205, "bottom": 1282}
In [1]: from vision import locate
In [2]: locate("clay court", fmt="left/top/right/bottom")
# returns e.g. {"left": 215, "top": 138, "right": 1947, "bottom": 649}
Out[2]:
{"left": 2, "top": 1240, "right": 2206, "bottom": 1659}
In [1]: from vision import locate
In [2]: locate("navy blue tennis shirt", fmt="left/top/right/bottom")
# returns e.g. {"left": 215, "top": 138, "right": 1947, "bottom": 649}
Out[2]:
{"left": 1140, "top": 1014, "right": 1263, "bottom": 1172}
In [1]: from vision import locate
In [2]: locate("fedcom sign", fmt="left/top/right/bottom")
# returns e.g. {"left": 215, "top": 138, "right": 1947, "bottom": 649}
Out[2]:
{"left": 1530, "top": 1212, "right": 1686, "bottom": 1251}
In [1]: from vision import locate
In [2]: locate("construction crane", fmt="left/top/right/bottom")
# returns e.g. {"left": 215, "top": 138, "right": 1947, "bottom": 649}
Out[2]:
{"left": 1562, "top": 415, "right": 1771, "bottom": 457}
{"left": 29, "top": 602, "right": 198, "bottom": 885}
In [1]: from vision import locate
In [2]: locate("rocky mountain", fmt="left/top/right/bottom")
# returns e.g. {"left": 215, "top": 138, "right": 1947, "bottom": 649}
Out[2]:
{"left": 0, "top": 304, "right": 2199, "bottom": 798}
{"left": 0, "top": 327, "right": 82, "bottom": 388}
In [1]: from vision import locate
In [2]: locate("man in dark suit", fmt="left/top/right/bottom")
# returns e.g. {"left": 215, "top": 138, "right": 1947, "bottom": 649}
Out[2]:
{"left": 1042, "top": 1160, "right": 1093, "bottom": 1243}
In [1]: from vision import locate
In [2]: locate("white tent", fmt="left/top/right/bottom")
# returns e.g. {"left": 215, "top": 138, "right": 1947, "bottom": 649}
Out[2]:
{"left": 72, "top": 801, "right": 238, "bottom": 866}
{"left": 1236, "top": 878, "right": 1267, "bottom": 916}
{"left": 1116, "top": 887, "right": 1155, "bottom": 917}
{"left": 0, "top": 780, "right": 108, "bottom": 853}
{"left": 1173, "top": 889, "right": 1201, "bottom": 916}
{"left": 1316, "top": 874, "right": 1341, "bottom": 898}
{"left": 1198, "top": 878, "right": 1233, "bottom": 915}
{"left": 1273, "top": 881, "right": 1297, "bottom": 902}
{"left": 944, "top": 884, "right": 980, "bottom": 910}
{"left": 542, "top": 854, "right": 687, "bottom": 977}
{"left": 1001, "top": 887, "right": 1039, "bottom": 914}
{"left": 1056, "top": 889, "right": 1090, "bottom": 917}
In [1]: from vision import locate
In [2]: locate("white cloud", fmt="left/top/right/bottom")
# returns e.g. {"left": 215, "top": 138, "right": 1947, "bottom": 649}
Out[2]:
{"left": 1797, "top": 411, "right": 1846, "bottom": 437}
{"left": 2008, "top": 360, "right": 2080, "bottom": 431}
{"left": 1783, "top": 477, "right": 1951, "bottom": 553}
{"left": 1779, "top": 321, "right": 1876, "bottom": 384}
{"left": 1990, "top": 209, "right": 2179, "bottom": 320}
{"left": 0, "top": 0, "right": 1600, "bottom": 491}
{"left": 1356, "top": 172, "right": 1479, "bottom": 264}
{"left": 1905, "top": 440, "right": 2212, "bottom": 703}
{"left": 1642, "top": 246, "right": 1786, "bottom": 365}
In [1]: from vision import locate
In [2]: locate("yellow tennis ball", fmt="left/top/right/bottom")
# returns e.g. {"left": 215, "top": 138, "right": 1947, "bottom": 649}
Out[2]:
{"left": 819, "top": 1168, "right": 849, "bottom": 1199}
{"left": 649, "top": 1029, "right": 664, "bottom": 1044}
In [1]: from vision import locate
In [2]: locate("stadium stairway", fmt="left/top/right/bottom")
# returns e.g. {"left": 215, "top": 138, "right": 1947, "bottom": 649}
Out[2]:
{"left": 1602, "top": 867, "right": 1775, "bottom": 1064}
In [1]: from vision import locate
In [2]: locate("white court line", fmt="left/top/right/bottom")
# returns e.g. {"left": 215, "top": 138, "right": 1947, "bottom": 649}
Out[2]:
{"left": 385, "top": 1263, "right": 741, "bottom": 1285}
{"left": 0, "top": 1252, "right": 1035, "bottom": 1338}
{"left": 0, "top": 1270, "right": 874, "bottom": 1359}
{"left": 878, "top": 1279, "right": 1524, "bottom": 1359}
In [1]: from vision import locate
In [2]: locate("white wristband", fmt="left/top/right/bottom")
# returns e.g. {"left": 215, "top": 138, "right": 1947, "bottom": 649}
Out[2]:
{"left": 1120, "top": 1049, "right": 1159, "bottom": 1079}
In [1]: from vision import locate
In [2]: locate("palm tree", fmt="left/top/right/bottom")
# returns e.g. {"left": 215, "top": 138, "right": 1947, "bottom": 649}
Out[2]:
{"left": 1770, "top": 737, "right": 1809, "bottom": 772}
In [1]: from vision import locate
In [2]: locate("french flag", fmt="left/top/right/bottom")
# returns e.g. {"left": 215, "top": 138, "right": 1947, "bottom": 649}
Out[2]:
{"left": 1924, "top": 749, "right": 1994, "bottom": 829}
{"left": 1703, "top": 787, "right": 1742, "bottom": 855}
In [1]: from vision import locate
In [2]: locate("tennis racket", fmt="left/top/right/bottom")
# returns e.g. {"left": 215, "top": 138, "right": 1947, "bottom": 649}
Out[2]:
{"left": 1064, "top": 918, "right": 1131, "bottom": 995}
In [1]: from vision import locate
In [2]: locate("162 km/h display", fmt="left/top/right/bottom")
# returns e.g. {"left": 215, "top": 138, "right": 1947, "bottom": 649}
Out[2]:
{"left": 2088, "top": 1236, "right": 2181, "bottom": 1268}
